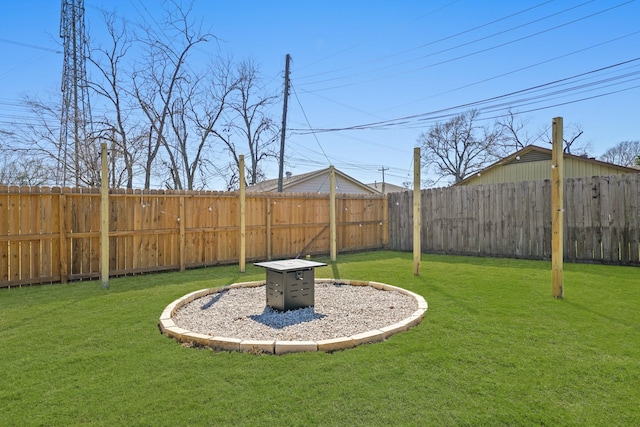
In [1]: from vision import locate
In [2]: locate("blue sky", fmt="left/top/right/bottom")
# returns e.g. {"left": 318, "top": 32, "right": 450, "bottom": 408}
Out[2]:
{"left": 1, "top": 0, "right": 639, "bottom": 189}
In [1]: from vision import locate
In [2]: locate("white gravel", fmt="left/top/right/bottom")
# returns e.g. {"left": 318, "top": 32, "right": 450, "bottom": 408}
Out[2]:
{"left": 172, "top": 282, "right": 419, "bottom": 341}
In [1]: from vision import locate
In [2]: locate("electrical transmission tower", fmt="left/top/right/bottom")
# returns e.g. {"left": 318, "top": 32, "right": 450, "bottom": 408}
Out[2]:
{"left": 60, "top": 0, "right": 93, "bottom": 187}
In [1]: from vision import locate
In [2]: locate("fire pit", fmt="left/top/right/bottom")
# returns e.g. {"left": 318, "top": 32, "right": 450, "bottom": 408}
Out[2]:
{"left": 254, "top": 259, "right": 327, "bottom": 311}
{"left": 159, "top": 278, "right": 428, "bottom": 354}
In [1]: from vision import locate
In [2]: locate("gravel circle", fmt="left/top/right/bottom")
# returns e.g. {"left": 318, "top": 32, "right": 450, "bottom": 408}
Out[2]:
{"left": 172, "top": 282, "right": 419, "bottom": 341}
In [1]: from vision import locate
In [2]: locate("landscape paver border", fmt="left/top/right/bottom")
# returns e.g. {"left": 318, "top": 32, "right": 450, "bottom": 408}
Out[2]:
{"left": 159, "top": 279, "right": 428, "bottom": 354}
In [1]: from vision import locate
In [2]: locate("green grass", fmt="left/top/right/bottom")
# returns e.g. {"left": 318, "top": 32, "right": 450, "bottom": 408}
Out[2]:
{"left": 1, "top": 251, "right": 639, "bottom": 426}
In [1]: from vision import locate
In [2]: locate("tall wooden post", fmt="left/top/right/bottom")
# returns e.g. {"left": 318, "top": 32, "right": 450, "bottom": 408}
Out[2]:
{"left": 100, "top": 143, "right": 109, "bottom": 289}
{"left": 413, "top": 147, "right": 421, "bottom": 276}
{"left": 58, "top": 191, "right": 68, "bottom": 284}
{"left": 266, "top": 197, "right": 272, "bottom": 260}
{"left": 329, "top": 166, "right": 337, "bottom": 262}
{"left": 179, "top": 196, "right": 185, "bottom": 272}
{"left": 551, "top": 117, "right": 564, "bottom": 298}
{"left": 239, "top": 155, "right": 246, "bottom": 272}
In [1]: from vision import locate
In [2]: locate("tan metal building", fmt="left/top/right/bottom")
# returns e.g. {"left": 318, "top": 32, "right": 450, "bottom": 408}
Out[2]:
{"left": 455, "top": 145, "right": 639, "bottom": 186}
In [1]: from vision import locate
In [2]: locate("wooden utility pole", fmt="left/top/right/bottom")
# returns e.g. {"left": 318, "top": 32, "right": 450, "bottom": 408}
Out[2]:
{"left": 330, "top": 166, "right": 337, "bottom": 262}
{"left": 378, "top": 166, "right": 389, "bottom": 194}
{"left": 277, "top": 54, "right": 291, "bottom": 192}
{"left": 100, "top": 143, "right": 109, "bottom": 289}
{"left": 239, "top": 155, "right": 246, "bottom": 273}
{"left": 551, "top": 117, "right": 564, "bottom": 298}
{"left": 413, "top": 148, "right": 421, "bottom": 276}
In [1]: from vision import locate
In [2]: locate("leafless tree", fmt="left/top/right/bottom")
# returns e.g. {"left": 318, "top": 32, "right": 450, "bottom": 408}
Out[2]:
{"left": 0, "top": 154, "right": 53, "bottom": 186}
{"left": 131, "top": 1, "right": 211, "bottom": 189}
{"left": 496, "top": 109, "right": 592, "bottom": 156}
{"left": 219, "top": 59, "right": 279, "bottom": 187}
{"left": 599, "top": 140, "right": 640, "bottom": 167}
{"left": 496, "top": 109, "right": 535, "bottom": 152}
{"left": 417, "top": 110, "right": 503, "bottom": 185}
{"left": 529, "top": 120, "right": 589, "bottom": 155}
{"left": 179, "top": 59, "right": 239, "bottom": 190}
{"left": 559, "top": 123, "right": 587, "bottom": 155}
{"left": 88, "top": 10, "right": 146, "bottom": 189}
{"left": 5, "top": 1, "right": 279, "bottom": 191}
{"left": 7, "top": 95, "right": 100, "bottom": 186}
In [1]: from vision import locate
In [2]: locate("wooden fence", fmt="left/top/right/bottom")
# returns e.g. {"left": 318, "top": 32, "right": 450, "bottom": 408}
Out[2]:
{"left": 0, "top": 187, "right": 387, "bottom": 288}
{"left": 3, "top": 174, "right": 637, "bottom": 287}
{"left": 388, "top": 174, "right": 640, "bottom": 265}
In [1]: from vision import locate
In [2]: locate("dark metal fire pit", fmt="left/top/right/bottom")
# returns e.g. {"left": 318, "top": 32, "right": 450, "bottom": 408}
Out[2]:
{"left": 254, "top": 259, "right": 327, "bottom": 311}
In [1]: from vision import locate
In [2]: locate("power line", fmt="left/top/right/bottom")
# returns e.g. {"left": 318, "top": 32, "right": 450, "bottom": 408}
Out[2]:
{"left": 290, "top": 82, "right": 332, "bottom": 166}
{"left": 294, "top": 0, "right": 557, "bottom": 84}
{"left": 289, "top": 57, "right": 640, "bottom": 134}
{"left": 294, "top": 0, "right": 630, "bottom": 92}
{"left": 0, "top": 37, "right": 62, "bottom": 54}
{"left": 383, "top": 30, "right": 640, "bottom": 113}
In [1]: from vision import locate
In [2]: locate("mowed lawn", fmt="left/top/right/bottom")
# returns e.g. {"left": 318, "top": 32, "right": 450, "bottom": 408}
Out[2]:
{"left": 1, "top": 251, "right": 638, "bottom": 426}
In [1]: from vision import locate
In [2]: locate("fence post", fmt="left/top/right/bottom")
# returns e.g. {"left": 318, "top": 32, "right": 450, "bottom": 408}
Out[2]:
{"left": 330, "top": 166, "right": 337, "bottom": 262}
{"left": 239, "top": 155, "right": 246, "bottom": 273}
{"left": 552, "top": 117, "right": 564, "bottom": 298}
{"left": 266, "top": 197, "right": 272, "bottom": 260}
{"left": 100, "top": 143, "right": 109, "bottom": 289}
{"left": 382, "top": 195, "right": 389, "bottom": 248}
{"left": 58, "top": 190, "right": 68, "bottom": 284}
{"left": 179, "top": 195, "right": 185, "bottom": 272}
{"left": 413, "top": 147, "right": 421, "bottom": 276}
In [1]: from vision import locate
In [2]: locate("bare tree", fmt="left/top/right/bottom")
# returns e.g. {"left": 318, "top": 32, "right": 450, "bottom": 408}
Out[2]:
{"left": 8, "top": 95, "right": 102, "bottom": 186}
{"left": 131, "top": 1, "right": 211, "bottom": 189}
{"left": 533, "top": 121, "right": 590, "bottom": 155}
{"left": 496, "top": 109, "right": 535, "bottom": 152}
{"left": 88, "top": 10, "right": 146, "bottom": 189}
{"left": 496, "top": 110, "right": 592, "bottom": 156}
{"left": 0, "top": 155, "right": 53, "bottom": 186}
{"left": 4, "top": 2, "right": 277, "bottom": 191}
{"left": 599, "top": 140, "right": 640, "bottom": 167}
{"left": 560, "top": 122, "right": 586, "bottom": 155}
{"left": 178, "top": 59, "right": 238, "bottom": 190}
{"left": 417, "top": 110, "right": 503, "bottom": 185}
{"left": 219, "top": 59, "right": 279, "bottom": 187}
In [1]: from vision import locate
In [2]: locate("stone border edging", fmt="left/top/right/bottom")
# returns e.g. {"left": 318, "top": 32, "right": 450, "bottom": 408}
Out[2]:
{"left": 159, "top": 279, "right": 428, "bottom": 355}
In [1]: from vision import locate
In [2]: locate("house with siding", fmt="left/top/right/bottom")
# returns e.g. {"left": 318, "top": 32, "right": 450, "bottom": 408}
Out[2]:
{"left": 455, "top": 145, "right": 639, "bottom": 186}
{"left": 246, "top": 167, "right": 380, "bottom": 194}
{"left": 366, "top": 182, "right": 408, "bottom": 194}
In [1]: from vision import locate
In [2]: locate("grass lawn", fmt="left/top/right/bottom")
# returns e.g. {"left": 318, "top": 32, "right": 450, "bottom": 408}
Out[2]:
{"left": 1, "top": 251, "right": 639, "bottom": 426}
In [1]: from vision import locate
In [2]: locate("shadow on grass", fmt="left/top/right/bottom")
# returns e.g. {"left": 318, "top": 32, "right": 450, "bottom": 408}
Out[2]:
{"left": 108, "top": 265, "right": 255, "bottom": 294}
{"left": 423, "top": 253, "right": 551, "bottom": 270}
{"left": 331, "top": 262, "right": 340, "bottom": 279}
{"left": 423, "top": 278, "right": 480, "bottom": 315}
{"left": 562, "top": 298, "right": 640, "bottom": 332}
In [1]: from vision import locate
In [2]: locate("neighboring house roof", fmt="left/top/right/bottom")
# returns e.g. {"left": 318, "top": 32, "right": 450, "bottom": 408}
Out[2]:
{"left": 366, "top": 182, "right": 408, "bottom": 193}
{"left": 455, "top": 145, "right": 640, "bottom": 186}
{"left": 246, "top": 167, "right": 380, "bottom": 194}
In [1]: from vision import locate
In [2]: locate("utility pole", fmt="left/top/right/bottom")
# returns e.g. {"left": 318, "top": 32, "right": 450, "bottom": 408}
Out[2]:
{"left": 378, "top": 166, "right": 389, "bottom": 194}
{"left": 277, "top": 54, "right": 291, "bottom": 192}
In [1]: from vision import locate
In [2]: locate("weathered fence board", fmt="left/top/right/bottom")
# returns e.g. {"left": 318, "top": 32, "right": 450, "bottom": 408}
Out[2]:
{"left": 0, "top": 188, "right": 386, "bottom": 287}
{"left": 389, "top": 174, "right": 640, "bottom": 266}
